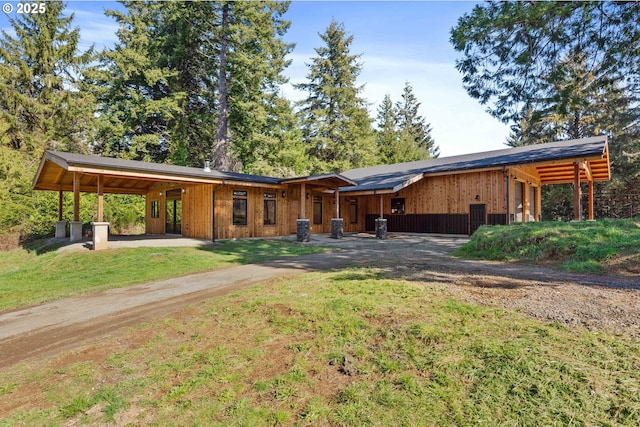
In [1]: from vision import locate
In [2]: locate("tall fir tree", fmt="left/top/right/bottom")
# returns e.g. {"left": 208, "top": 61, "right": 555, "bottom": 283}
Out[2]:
{"left": 295, "top": 20, "right": 377, "bottom": 173}
{"left": 0, "top": 0, "right": 95, "bottom": 236}
{"left": 90, "top": 1, "right": 182, "bottom": 163}
{"left": 395, "top": 82, "right": 439, "bottom": 159}
{"left": 93, "top": 1, "right": 296, "bottom": 172}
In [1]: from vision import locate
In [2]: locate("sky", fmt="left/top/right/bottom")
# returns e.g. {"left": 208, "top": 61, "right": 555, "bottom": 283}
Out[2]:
{"left": 0, "top": 1, "right": 511, "bottom": 157}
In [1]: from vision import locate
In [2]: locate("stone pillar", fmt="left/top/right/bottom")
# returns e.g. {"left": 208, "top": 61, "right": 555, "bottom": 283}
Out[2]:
{"left": 297, "top": 219, "right": 310, "bottom": 243}
{"left": 70, "top": 221, "right": 83, "bottom": 242}
{"left": 55, "top": 221, "right": 66, "bottom": 238}
{"left": 92, "top": 222, "right": 109, "bottom": 250}
{"left": 375, "top": 218, "right": 387, "bottom": 240}
{"left": 331, "top": 218, "right": 343, "bottom": 239}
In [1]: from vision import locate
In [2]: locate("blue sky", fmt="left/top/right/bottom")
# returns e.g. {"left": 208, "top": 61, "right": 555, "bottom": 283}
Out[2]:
{"left": 1, "top": 1, "right": 510, "bottom": 157}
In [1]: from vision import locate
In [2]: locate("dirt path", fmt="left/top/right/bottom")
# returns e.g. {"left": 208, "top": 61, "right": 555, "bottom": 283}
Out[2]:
{"left": 1, "top": 233, "right": 638, "bottom": 368}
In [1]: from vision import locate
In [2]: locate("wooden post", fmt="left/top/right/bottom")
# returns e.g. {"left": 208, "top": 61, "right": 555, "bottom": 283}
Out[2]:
{"left": 97, "top": 175, "right": 104, "bottom": 222}
{"left": 58, "top": 190, "right": 63, "bottom": 221}
{"left": 588, "top": 180, "right": 594, "bottom": 220}
{"left": 522, "top": 181, "right": 528, "bottom": 223}
{"left": 536, "top": 185, "right": 542, "bottom": 222}
{"left": 379, "top": 194, "right": 383, "bottom": 219}
{"left": 573, "top": 163, "right": 581, "bottom": 221}
{"left": 73, "top": 172, "right": 80, "bottom": 222}
{"left": 300, "top": 182, "right": 306, "bottom": 218}
{"left": 334, "top": 188, "right": 339, "bottom": 218}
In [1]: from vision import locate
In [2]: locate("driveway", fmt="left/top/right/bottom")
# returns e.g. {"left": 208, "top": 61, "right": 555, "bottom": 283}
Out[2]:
{"left": 1, "top": 233, "right": 638, "bottom": 368}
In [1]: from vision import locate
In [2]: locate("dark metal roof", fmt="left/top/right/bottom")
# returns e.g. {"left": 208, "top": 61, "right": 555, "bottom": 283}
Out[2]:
{"left": 339, "top": 136, "right": 609, "bottom": 193}
{"left": 44, "top": 151, "right": 281, "bottom": 185}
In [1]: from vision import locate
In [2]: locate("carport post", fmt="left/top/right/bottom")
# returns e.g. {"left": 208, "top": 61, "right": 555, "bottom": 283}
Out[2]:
{"left": 55, "top": 190, "right": 66, "bottom": 238}
{"left": 70, "top": 172, "right": 83, "bottom": 242}
{"left": 573, "top": 163, "right": 582, "bottom": 221}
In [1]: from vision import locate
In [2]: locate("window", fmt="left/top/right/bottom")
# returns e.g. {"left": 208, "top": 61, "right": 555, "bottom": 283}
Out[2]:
{"left": 233, "top": 190, "right": 248, "bottom": 225}
{"left": 151, "top": 200, "right": 160, "bottom": 218}
{"left": 264, "top": 192, "right": 276, "bottom": 225}
{"left": 391, "top": 198, "right": 405, "bottom": 214}
{"left": 349, "top": 201, "right": 358, "bottom": 224}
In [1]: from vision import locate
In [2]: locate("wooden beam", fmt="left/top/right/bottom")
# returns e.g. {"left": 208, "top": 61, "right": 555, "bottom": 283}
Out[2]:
{"left": 379, "top": 194, "right": 383, "bottom": 219}
{"left": 335, "top": 188, "right": 339, "bottom": 218}
{"left": 580, "top": 161, "right": 593, "bottom": 182}
{"left": 573, "top": 163, "right": 581, "bottom": 221}
{"left": 97, "top": 174, "right": 104, "bottom": 222}
{"left": 73, "top": 172, "right": 80, "bottom": 222}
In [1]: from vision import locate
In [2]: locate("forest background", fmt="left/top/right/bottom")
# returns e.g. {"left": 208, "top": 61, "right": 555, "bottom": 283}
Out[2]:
{"left": 1, "top": 1, "right": 639, "bottom": 245}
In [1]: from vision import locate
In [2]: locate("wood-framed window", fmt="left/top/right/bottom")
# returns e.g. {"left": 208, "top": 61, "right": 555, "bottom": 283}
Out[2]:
{"left": 233, "top": 190, "right": 248, "bottom": 225}
{"left": 391, "top": 198, "right": 405, "bottom": 214}
{"left": 263, "top": 192, "right": 276, "bottom": 225}
{"left": 151, "top": 200, "right": 160, "bottom": 218}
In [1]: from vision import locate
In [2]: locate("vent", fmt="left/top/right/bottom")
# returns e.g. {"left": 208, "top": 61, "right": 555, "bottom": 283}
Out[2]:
{"left": 203, "top": 160, "right": 211, "bottom": 173}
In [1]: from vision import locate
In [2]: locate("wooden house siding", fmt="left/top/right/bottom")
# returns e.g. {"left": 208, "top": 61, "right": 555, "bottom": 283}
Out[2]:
{"left": 345, "top": 169, "right": 512, "bottom": 234}
{"left": 146, "top": 183, "right": 290, "bottom": 240}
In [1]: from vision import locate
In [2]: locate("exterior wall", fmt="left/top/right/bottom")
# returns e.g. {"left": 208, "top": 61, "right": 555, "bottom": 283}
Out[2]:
{"left": 146, "top": 183, "right": 289, "bottom": 240}
{"left": 144, "top": 167, "right": 542, "bottom": 238}
{"left": 345, "top": 169, "right": 508, "bottom": 230}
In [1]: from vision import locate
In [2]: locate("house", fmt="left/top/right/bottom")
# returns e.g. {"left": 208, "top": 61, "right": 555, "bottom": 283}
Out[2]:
{"left": 33, "top": 136, "right": 611, "bottom": 249}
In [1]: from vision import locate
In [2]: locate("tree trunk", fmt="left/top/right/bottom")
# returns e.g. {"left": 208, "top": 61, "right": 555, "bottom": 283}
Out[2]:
{"left": 213, "top": 2, "right": 231, "bottom": 170}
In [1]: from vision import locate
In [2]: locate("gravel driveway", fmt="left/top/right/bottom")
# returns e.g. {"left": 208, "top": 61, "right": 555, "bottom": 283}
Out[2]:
{"left": 1, "top": 233, "right": 638, "bottom": 368}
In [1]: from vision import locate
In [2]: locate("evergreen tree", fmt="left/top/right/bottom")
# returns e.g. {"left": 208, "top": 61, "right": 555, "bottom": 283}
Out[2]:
{"left": 376, "top": 94, "right": 398, "bottom": 163}
{"left": 90, "top": 1, "right": 182, "bottom": 162}
{"left": 395, "top": 82, "right": 439, "bottom": 158}
{"left": 452, "top": 1, "right": 640, "bottom": 219}
{"left": 94, "top": 1, "right": 295, "bottom": 172}
{"left": 0, "top": 0, "right": 95, "bottom": 236}
{"left": 295, "top": 20, "right": 377, "bottom": 173}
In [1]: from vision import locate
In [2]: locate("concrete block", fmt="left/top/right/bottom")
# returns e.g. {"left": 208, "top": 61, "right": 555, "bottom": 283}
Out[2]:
{"left": 55, "top": 221, "right": 66, "bottom": 238}
{"left": 92, "top": 222, "right": 109, "bottom": 250}
{"left": 70, "top": 221, "right": 83, "bottom": 242}
{"left": 375, "top": 218, "right": 387, "bottom": 240}
{"left": 331, "top": 218, "right": 343, "bottom": 239}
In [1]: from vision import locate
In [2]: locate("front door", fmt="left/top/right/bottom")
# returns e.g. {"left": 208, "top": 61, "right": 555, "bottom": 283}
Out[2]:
{"left": 469, "top": 203, "right": 486, "bottom": 235}
{"left": 166, "top": 189, "right": 182, "bottom": 234}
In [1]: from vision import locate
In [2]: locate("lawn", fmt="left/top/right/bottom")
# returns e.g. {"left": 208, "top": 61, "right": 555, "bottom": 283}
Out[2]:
{"left": 1, "top": 268, "right": 638, "bottom": 425}
{"left": 0, "top": 239, "right": 328, "bottom": 312}
{"left": 454, "top": 218, "right": 640, "bottom": 274}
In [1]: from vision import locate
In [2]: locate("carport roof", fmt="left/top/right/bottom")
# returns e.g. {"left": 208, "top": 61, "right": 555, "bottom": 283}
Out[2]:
{"left": 339, "top": 136, "right": 610, "bottom": 194}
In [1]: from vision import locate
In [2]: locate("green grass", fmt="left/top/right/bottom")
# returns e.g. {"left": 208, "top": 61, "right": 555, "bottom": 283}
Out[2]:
{"left": 0, "top": 239, "right": 328, "bottom": 312}
{"left": 1, "top": 268, "right": 638, "bottom": 425}
{"left": 454, "top": 218, "right": 640, "bottom": 274}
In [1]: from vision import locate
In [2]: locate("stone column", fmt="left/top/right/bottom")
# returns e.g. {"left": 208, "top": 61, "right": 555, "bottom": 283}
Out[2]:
{"left": 375, "top": 218, "right": 387, "bottom": 240}
{"left": 55, "top": 221, "right": 66, "bottom": 238}
{"left": 70, "top": 221, "right": 83, "bottom": 242}
{"left": 331, "top": 218, "right": 343, "bottom": 239}
{"left": 92, "top": 222, "right": 109, "bottom": 250}
{"left": 297, "top": 219, "right": 310, "bottom": 242}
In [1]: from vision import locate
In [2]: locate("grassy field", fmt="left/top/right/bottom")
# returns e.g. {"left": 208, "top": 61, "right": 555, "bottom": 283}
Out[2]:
{"left": 0, "top": 268, "right": 638, "bottom": 425}
{"left": 455, "top": 218, "right": 640, "bottom": 274}
{"left": 0, "top": 240, "right": 327, "bottom": 312}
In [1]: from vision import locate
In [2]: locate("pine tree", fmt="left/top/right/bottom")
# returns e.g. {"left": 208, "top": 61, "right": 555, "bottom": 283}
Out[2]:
{"left": 90, "top": 1, "right": 182, "bottom": 162}
{"left": 0, "top": 0, "right": 95, "bottom": 236}
{"left": 94, "top": 1, "right": 295, "bottom": 171}
{"left": 295, "top": 20, "right": 377, "bottom": 173}
{"left": 376, "top": 94, "right": 398, "bottom": 163}
{"left": 395, "top": 82, "right": 439, "bottom": 159}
